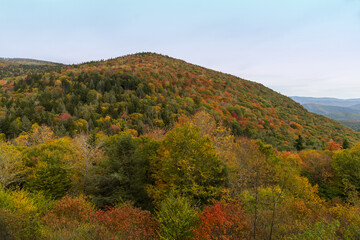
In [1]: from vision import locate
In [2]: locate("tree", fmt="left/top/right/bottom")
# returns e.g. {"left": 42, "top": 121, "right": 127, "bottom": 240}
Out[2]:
{"left": 157, "top": 194, "right": 199, "bottom": 240}
{"left": 0, "top": 144, "right": 24, "bottom": 189}
{"left": 332, "top": 145, "right": 360, "bottom": 201}
{"left": 73, "top": 134, "right": 104, "bottom": 194}
{"left": 147, "top": 123, "right": 228, "bottom": 205}
{"left": 23, "top": 139, "right": 75, "bottom": 199}
{"left": 194, "top": 200, "right": 249, "bottom": 240}
{"left": 295, "top": 135, "right": 305, "bottom": 151}
{"left": 88, "top": 134, "right": 158, "bottom": 209}
{"left": 342, "top": 139, "right": 350, "bottom": 149}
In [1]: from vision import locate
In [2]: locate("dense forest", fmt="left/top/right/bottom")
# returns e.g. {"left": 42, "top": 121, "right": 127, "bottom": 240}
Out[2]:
{"left": 1, "top": 53, "right": 360, "bottom": 239}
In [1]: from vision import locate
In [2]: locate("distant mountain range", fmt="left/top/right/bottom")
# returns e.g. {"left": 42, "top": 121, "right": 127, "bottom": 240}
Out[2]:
{"left": 291, "top": 96, "right": 360, "bottom": 131}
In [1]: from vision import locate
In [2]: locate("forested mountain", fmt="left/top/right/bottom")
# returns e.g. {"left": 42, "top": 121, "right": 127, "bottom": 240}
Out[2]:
{"left": 0, "top": 58, "right": 62, "bottom": 79}
{"left": 1, "top": 53, "right": 360, "bottom": 239}
{"left": 0, "top": 53, "right": 357, "bottom": 150}
{"left": 292, "top": 96, "right": 360, "bottom": 131}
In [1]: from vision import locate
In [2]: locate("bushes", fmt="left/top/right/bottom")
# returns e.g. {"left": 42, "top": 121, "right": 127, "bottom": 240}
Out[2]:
{"left": 194, "top": 200, "right": 249, "bottom": 240}
{"left": 0, "top": 188, "right": 48, "bottom": 240}
{"left": 42, "top": 196, "right": 158, "bottom": 240}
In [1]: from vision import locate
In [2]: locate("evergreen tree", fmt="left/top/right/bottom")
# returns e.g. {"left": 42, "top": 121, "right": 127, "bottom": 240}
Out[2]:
{"left": 295, "top": 134, "right": 305, "bottom": 151}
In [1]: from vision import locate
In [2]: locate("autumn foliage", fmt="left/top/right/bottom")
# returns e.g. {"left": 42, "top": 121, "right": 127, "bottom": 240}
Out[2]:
{"left": 194, "top": 201, "right": 249, "bottom": 240}
{"left": 1, "top": 54, "right": 360, "bottom": 239}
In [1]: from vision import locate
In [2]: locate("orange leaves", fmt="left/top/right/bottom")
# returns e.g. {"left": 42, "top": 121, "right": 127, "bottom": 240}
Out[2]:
{"left": 194, "top": 201, "right": 249, "bottom": 240}
{"left": 97, "top": 203, "right": 158, "bottom": 240}
{"left": 43, "top": 196, "right": 158, "bottom": 240}
{"left": 326, "top": 141, "right": 341, "bottom": 151}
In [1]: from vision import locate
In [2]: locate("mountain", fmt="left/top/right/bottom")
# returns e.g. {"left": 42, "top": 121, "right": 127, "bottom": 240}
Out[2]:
{"left": 0, "top": 53, "right": 358, "bottom": 150}
{"left": 291, "top": 96, "right": 360, "bottom": 108}
{"left": 291, "top": 96, "right": 360, "bottom": 130}
{"left": 0, "top": 57, "right": 62, "bottom": 79}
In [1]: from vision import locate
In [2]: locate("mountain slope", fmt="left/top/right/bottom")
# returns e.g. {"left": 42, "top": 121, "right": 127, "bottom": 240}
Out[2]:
{"left": 0, "top": 53, "right": 358, "bottom": 150}
{"left": 0, "top": 58, "right": 62, "bottom": 80}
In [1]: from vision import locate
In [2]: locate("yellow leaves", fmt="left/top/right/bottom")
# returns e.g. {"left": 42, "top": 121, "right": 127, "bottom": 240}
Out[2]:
{"left": 14, "top": 124, "right": 55, "bottom": 147}
{"left": 287, "top": 175, "right": 323, "bottom": 204}
{"left": 148, "top": 122, "right": 227, "bottom": 205}
{"left": 74, "top": 119, "right": 88, "bottom": 133}
{"left": 0, "top": 143, "right": 24, "bottom": 188}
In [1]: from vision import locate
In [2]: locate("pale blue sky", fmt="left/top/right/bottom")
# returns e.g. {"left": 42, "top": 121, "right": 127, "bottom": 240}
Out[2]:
{"left": 1, "top": 0, "right": 360, "bottom": 98}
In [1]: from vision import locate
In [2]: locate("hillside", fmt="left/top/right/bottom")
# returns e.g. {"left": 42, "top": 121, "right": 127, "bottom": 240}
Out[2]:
{"left": 0, "top": 57, "right": 62, "bottom": 79}
{"left": 2, "top": 53, "right": 360, "bottom": 239}
{"left": 0, "top": 53, "right": 358, "bottom": 150}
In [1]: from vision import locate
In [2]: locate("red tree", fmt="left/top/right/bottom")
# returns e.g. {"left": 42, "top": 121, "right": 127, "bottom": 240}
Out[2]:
{"left": 194, "top": 201, "right": 249, "bottom": 240}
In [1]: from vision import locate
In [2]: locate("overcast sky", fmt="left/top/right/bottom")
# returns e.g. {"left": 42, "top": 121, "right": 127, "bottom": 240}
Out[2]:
{"left": 1, "top": 0, "right": 360, "bottom": 98}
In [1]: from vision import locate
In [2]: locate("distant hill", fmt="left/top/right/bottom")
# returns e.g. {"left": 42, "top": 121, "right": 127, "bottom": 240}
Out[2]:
{"left": 291, "top": 96, "right": 360, "bottom": 131}
{"left": 291, "top": 96, "right": 360, "bottom": 108}
{"left": 0, "top": 53, "right": 358, "bottom": 150}
{"left": 0, "top": 57, "right": 62, "bottom": 79}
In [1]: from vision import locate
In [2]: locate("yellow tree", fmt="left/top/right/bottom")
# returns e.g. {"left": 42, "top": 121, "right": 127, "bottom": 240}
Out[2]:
{"left": 147, "top": 123, "right": 228, "bottom": 206}
{"left": 0, "top": 144, "right": 24, "bottom": 188}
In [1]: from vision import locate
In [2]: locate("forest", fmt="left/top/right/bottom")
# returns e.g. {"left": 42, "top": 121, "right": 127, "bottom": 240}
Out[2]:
{"left": 0, "top": 53, "right": 360, "bottom": 239}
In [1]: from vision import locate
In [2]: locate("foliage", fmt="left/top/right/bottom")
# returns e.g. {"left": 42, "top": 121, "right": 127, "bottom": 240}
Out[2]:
{"left": 88, "top": 133, "right": 157, "bottom": 209}
{"left": 156, "top": 194, "right": 199, "bottom": 240}
{"left": 1, "top": 53, "right": 357, "bottom": 150}
{"left": 194, "top": 200, "right": 249, "bottom": 240}
{"left": 332, "top": 145, "right": 360, "bottom": 201}
{"left": 42, "top": 195, "right": 158, "bottom": 240}
{"left": 0, "top": 144, "right": 24, "bottom": 189}
{"left": 288, "top": 221, "right": 339, "bottom": 240}
{"left": 23, "top": 139, "right": 75, "bottom": 199}
{"left": 147, "top": 123, "right": 228, "bottom": 205}
{"left": 0, "top": 188, "right": 51, "bottom": 239}
{"left": 1, "top": 53, "right": 360, "bottom": 239}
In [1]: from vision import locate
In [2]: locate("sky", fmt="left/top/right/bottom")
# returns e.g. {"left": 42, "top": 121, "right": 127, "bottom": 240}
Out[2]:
{"left": 1, "top": 0, "right": 360, "bottom": 98}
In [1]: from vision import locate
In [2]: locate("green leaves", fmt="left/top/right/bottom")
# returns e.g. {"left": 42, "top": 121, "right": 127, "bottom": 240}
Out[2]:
{"left": 148, "top": 123, "right": 228, "bottom": 206}
{"left": 156, "top": 194, "right": 199, "bottom": 240}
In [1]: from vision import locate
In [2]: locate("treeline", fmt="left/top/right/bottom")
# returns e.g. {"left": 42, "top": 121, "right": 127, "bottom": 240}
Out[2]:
{"left": 1, "top": 111, "right": 359, "bottom": 239}
{"left": 0, "top": 59, "right": 61, "bottom": 79}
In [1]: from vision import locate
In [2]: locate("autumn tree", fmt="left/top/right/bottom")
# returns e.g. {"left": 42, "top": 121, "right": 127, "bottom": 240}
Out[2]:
{"left": 0, "top": 144, "right": 24, "bottom": 189}
{"left": 147, "top": 123, "right": 228, "bottom": 206}
{"left": 194, "top": 200, "right": 249, "bottom": 240}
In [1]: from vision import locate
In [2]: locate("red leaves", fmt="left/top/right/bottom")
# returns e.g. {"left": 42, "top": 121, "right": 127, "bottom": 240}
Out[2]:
{"left": 194, "top": 201, "right": 249, "bottom": 240}
{"left": 57, "top": 113, "right": 72, "bottom": 121}
{"left": 43, "top": 196, "right": 158, "bottom": 240}
{"left": 109, "top": 124, "right": 121, "bottom": 134}
{"left": 96, "top": 203, "right": 158, "bottom": 240}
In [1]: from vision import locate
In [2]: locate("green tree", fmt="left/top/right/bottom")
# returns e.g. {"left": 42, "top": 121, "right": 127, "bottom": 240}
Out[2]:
{"left": 157, "top": 194, "right": 199, "bottom": 240}
{"left": 295, "top": 135, "right": 305, "bottom": 151}
{"left": 342, "top": 139, "right": 350, "bottom": 149}
{"left": 88, "top": 134, "right": 158, "bottom": 209}
{"left": 147, "top": 123, "right": 228, "bottom": 206}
